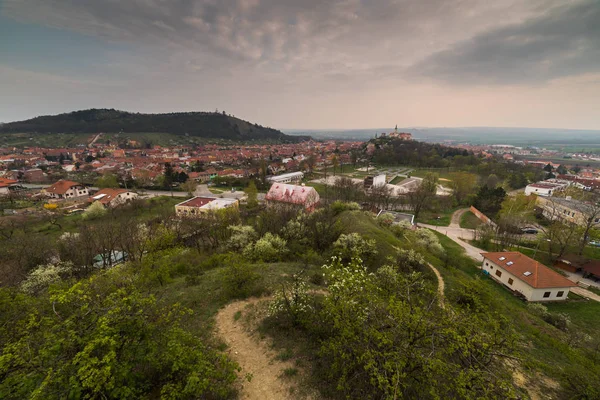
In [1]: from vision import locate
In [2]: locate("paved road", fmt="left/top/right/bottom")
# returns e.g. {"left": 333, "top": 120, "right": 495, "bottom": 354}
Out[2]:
{"left": 419, "top": 223, "right": 483, "bottom": 262}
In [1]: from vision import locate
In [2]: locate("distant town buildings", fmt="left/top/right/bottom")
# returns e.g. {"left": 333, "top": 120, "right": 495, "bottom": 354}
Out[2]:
{"left": 388, "top": 125, "right": 412, "bottom": 140}
{"left": 482, "top": 251, "right": 575, "bottom": 302}
{"left": 537, "top": 196, "right": 600, "bottom": 228}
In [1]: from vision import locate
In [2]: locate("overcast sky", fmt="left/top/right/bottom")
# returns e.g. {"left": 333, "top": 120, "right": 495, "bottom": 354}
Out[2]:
{"left": 1, "top": 0, "right": 599, "bottom": 130}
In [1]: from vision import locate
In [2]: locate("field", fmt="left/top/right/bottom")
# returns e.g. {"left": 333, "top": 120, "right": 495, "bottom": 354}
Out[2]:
{"left": 459, "top": 210, "right": 482, "bottom": 229}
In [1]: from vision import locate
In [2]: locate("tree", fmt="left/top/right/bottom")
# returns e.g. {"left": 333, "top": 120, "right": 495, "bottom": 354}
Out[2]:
{"left": 244, "top": 180, "right": 258, "bottom": 208}
{"left": 94, "top": 173, "right": 119, "bottom": 188}
{"left": 473, "top": 186, "right": 506, "bottom": 217}
{"left": 407, "top": 172, "right": 438, "bottom": 218}
{"left": 163, "top": 162, "right": 174, "bottom": 190}
{"left": 486, "top": 174, "right": 499, "bottom": 189}
{"left": 332, "top": 155, "right": 339, "bottom": 176}
{"left": 313, "top": 256, "right": 517, "bottom": 399}
{"left": 557, "top": 165, "right": 568, "bottom": 175}
{"left": 544, "top": 163, "right": 554, "bottom": 173}
{"left": 0, "top": 271, "right": 238, "bottom": 399}
{"left": 448, "top": 172, "right": 478, "bottom": 205}
{"left": 181, "top": 178, "right": 197, "bottom": 197}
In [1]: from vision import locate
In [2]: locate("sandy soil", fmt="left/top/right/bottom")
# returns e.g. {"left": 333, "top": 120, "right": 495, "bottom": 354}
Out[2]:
{"left": 216, "top": 298, "right": 312, "bottom": 400}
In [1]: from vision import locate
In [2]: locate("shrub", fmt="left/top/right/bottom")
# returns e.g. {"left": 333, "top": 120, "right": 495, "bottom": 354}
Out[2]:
{"left": 390, "top": 220, "right": 412, "bottom": 238}
{"left": 333, "top": 233, "right": 377, "bottom": 263}
{"left": 415, "top": 228, "right": 445, "bottom": 255}
{"left": 221, "top": 262, "right": 263, "bottom": 299}
{"left": 227, "top": 225, "right": 258, "bottom": 252}
{"left": 20, "top": 261, "right": 76, "bottom": 295}
{"left": 330, "top": 201, "right": 360, "bottom": 214}
{"left": 82, "top": 201, "right": 107, "bottom": 220}
{"left": 268, "top": 273, "right": 313, "bottom": 327}
{"left": 243, "top": 233, "right": 288, "bottom": 262}
{"left": 377, "top": 212, "right": 395, "bottom": 227}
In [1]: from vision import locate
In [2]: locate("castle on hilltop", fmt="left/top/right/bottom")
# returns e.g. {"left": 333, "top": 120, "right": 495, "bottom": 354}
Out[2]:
{"left": 388, "top": 125, "right": 412, "bottom": 140}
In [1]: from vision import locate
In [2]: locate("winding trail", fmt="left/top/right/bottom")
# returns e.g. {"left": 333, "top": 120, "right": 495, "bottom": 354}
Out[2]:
{"left": 427, "top": 263, "right": 446, "bottom": 308}
{"left": 216, "top": 298, "right": 305, "bottom": 400}
{"left": 449, "top": 208, "right": 470, "bottom": 228}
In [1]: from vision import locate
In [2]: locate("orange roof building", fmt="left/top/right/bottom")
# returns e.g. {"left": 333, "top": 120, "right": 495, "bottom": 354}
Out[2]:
{"left": 90, "top": 188, "right": 138, "bottom": 207}
{"left": 481, "top": 252, "right": 576, "bottom": 302}
{"left": 45, "top": 180, "right": 89, "bottom": 199}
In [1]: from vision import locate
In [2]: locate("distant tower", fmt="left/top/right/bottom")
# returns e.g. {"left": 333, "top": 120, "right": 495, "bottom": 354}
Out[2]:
{"left": 395, "top": 124, "right": 398, "bottom": 134}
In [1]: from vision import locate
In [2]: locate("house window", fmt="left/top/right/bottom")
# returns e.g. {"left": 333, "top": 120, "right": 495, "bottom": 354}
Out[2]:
{"left": 543, "top": 292, "right": 551, "bottom": 298}
{"left": 508, "top": 278, "right": 514, "bottom": 285}
{"left": 557, "top": 291, "right": 564, "bottom": 297}
{"left": 485, "top": 262, "right": 489, "bottom": 266}
{"left": 495, "top": 270, "right": 502, "bottom": 278}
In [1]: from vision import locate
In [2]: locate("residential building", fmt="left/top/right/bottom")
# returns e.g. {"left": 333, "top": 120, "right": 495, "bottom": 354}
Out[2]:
{"left": 175, "top": 196, "right": 239, "bottom": 216}
{"left": 481, "top": 251, "right": 575, "bottom": 302}
{"left": 537, "top": 196, "right": 600, "bottom": 227}
{"left": 267, "top": 171, "right": 304, "bottom": 184}
{"left": 265, "top": 183, "right": 320, "bottom": 212}
{"left": 45, "top": 180, "right": 89, "bottom": 199}
{"left": 90, "top": 188, "right": 138, "bottom": 208}
{"left": 524, "top": 182, "right": 567, "bottom": 197}
{"left": 0, "top": 177, "right": 18, "bottom": 195}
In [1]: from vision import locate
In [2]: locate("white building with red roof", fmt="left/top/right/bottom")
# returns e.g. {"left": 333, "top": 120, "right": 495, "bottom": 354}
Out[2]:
{"left": 45, "top": 180, "right": 89, "bottom": 200}
{"left": 0, "top": 177, "right": 18, "bottom": 195}
{"left": 482, "top": 251, "right": 576, "bottom": 301}
{"left": 90, "top": 188, "right": 138, "bottom": 208}
{"left": 175, "top": 196, "right": 239, "bottom": 217}
{"left": 265, "top": 183, "right": 319, "bottom": 212}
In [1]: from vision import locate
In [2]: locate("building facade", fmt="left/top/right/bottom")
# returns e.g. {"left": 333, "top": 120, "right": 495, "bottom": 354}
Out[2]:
{"left": 45, "top": 180, "right": 89, "bottom": 199}
{"left": 175, "top": 196, "right": 239, "bottom": 216}
{"left": 481, "top": 251, "right": 575, "bottom": 302}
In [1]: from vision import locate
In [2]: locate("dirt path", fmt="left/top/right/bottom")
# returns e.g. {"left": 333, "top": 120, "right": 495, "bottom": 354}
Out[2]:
{"left": 216, "top": 298, "right": 305, "bottom": 400}
{"left": 427, "top": 263, "right": 446, "bottom": 308}
{"left": 571, "top": 286, "right": 600, "bottom": 302}
{"left": 449, "top": 208, "right": 470, "bottom": 228}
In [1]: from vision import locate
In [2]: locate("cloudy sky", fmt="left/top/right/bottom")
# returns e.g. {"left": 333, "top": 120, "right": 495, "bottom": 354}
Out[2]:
{"left": 1, "top": 0, "right": 599, "bottom": 129}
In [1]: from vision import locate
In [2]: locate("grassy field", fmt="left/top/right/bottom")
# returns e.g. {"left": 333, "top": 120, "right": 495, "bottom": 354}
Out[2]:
{"left": 416, "top": 207, "right": 460, "bottom": 226}
{"left": 459, "top": 210, "right": 482, "bottom": 229}
{"left": 389, "top": 176, "right": 404, "bottom": 184}
{"left": 407, "top": 168, "right": 455, "bottom": 180}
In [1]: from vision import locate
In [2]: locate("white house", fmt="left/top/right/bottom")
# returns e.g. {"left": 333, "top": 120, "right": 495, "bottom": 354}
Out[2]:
{"left": 90, "top": 188, "right": 138, "bottom": 208}
{"left": 45, "top": 180, "right": 89, "bottom": 199}
{"left": 266, "top": 171, "right": 304, "bottom": 184}
{"left": 175, "top": 196, "right": 239, "bottom": 217}
{"left": 481, "top": 251, "right": 576, "bottom": 302}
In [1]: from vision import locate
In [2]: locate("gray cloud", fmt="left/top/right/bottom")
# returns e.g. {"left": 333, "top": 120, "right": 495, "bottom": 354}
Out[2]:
{"left": 2, "top": 0, "right": 563, "bottom": 80}
{"left": 409, "top": 0, "right": 600, "bottom": 84}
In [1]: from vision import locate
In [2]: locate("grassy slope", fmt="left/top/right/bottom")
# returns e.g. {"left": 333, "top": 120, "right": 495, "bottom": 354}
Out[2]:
{"left": 459, "top": 210, "right": 482, "bottom": 229}
{"left": 416, "top": 207, "right": 460, "bottom": 227}
{"left": 431, "top": 230, "right": 600, "bottom": 394}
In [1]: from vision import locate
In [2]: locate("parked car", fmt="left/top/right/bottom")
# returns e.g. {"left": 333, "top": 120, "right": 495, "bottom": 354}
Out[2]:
{"left": 521, "top": 227, "right": 539, "bottom": 234}
{"left": 589, "top": 240, "right": 600, "bottom": 247}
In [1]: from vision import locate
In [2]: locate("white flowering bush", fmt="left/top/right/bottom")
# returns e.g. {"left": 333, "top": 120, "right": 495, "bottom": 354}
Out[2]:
{"left": 82, "top": 201, "right": 107, "bottom": 219}
{"left": 377, "top": 212, "right": 395, "bottom": 227}
{"left": 333, "top": 233, "right": 377, "bottom": 263}
{"left": 268, "top": 273, "right": 313, "bottom": 326}
{"left": 323, "top": 256, "right": 374, "bottom": 311}
{"left": 21, "top": 261, "right": 76, "bottom": 295}
{"left": 227, "top": 225, "right": 258, "bottom": 252}
{"left": 280, "top": 215, "right": 310, "bottom": 246}
{"left": 243, "top": 233, "right": 288, "bottom": 262}
{"left": 415, "top": 229, "right": 445, "bottom": 255}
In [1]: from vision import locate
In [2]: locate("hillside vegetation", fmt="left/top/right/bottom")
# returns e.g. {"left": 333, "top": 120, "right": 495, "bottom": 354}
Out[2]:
{"left": 0, "top": 109, "right": 308, "bottom": 143}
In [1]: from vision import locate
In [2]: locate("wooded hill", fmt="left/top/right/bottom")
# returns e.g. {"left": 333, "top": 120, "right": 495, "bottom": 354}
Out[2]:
{"left": 0, "top": 109, "right": 309, "bottom": 143}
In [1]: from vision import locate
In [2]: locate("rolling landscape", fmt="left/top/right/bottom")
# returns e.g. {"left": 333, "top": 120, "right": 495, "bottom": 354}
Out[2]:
{"left": 2, "top": 0, "right": 600, "bottom": 399}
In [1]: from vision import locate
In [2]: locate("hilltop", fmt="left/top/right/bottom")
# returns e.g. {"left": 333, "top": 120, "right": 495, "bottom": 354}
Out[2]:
{"left": 0, "top": 109, "right": 309, "bottom": 144}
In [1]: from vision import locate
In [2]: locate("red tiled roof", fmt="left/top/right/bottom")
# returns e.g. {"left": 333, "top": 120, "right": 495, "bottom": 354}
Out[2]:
{"left": 265, "top": 183, "right": 319, "bottom": 206}
{"left": 91, "top": 188, "right": 130, "bottom": 204}
{"left": 0, "top": 177, "right": 18, "bottom": 188}
{"left": 482, "top": 252, "right": 576, "bottom": 289}
{"left": 46, "top": 180, "right": 83, "bottom": 195}
{"left": 176, "top": 197, "right": 216, "bottom": 208}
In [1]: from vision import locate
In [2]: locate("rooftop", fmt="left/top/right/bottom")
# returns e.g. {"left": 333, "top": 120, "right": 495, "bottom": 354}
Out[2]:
{"left": 482, "top": 251, "right": 576, "bottom": 289}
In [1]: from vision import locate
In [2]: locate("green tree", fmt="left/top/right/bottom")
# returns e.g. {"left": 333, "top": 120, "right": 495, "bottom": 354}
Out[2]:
{"left": 94, "top": 173, "right": 119, "bottom": 188}
{"left": 163, "top": 162, "right": 174, "bottom": 190}
{"left": 0, "top": 271, "right": 238, "bottom": 399}
{"left": 181, "top": 178, "right": 197, "bottom": 197}
{"left": 408, "top": 172, "right": 438, "bottom": 218}
{"left": 244, "top": 180, "right": 259, "bottom": 208}
{"left": 448, "top": 172, "right": 478, "bottom": 205}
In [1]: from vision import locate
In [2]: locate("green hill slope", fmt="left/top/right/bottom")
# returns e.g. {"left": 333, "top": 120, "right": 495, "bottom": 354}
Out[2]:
{"left": 0, "top": 109, "right": 309, "bottom": 143}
